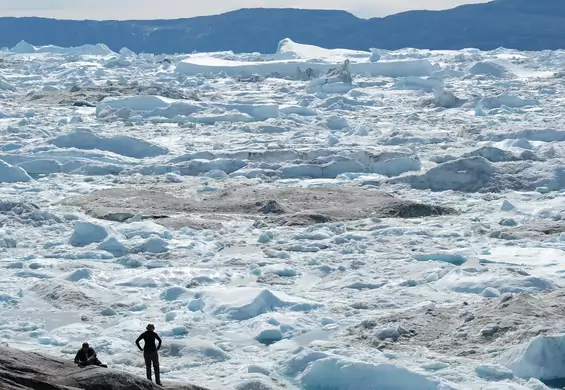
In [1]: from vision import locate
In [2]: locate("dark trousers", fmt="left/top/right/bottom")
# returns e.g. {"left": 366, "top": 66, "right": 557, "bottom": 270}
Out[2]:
{"left": 144, "top": 351, "right": 160, "bottom": 383}
{"left": 78, "top": 359, "right": 107, "bottom": 368}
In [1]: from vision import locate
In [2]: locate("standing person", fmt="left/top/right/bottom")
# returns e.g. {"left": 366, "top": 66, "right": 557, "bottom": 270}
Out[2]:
{"left": 135, "top": 324, "right": 163, "bottom": 386}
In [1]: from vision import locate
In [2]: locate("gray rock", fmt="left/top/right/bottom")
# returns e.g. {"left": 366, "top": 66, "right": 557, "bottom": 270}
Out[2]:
{"left": 480, "top": 323, "right": 500, "bottom": 337}
{"left": 0, "top": 345, "right": 208, "bottom": 390}
{"left": 62, "top": 184, "right": 456, "bottom": 228}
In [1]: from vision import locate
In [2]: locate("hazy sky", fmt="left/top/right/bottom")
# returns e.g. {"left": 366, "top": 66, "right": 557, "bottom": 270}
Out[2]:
{"left": 0, "top": 0, "right": 490, "bottom": 20}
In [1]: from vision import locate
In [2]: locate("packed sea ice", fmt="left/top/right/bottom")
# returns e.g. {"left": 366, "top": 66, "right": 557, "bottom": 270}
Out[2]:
{"left": 1, "top": 37, "right": 565, "bottom": 389}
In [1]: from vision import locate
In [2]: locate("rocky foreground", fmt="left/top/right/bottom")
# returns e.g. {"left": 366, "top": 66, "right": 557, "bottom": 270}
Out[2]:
{"left": 0, "top": 346, "right": 208, "bottom": 390}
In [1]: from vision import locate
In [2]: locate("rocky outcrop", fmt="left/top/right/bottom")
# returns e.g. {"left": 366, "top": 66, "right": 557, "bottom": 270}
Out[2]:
{"left": 63, "top": 183, "right": 457, "bottom": 228}
{"left": 0, "top": 346, "right": 208, "bottom": 390}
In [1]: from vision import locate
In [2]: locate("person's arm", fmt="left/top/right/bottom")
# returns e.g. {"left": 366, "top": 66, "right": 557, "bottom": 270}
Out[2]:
{"left": 155, "top": 333, "right": 162, "bottom": 351}
{"left": 135, "top": 334, "right": 144, "bottom": 351}
{"left": 87, "top": 348, "right": 97, "bottom": 362}
{"left": 74, "top": 350, "right": 81, "bottom": 364}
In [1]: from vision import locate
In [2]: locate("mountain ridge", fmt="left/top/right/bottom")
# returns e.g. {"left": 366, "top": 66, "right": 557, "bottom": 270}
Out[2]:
{"left": 1, "top": 2, "right": 565, "bottom": 54}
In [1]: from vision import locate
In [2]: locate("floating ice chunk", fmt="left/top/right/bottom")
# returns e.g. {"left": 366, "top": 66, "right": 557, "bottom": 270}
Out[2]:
{"left": 205, "top": 169, "right": 228, "bottom": 179}
{"left": 353, "top": 124, "right": 369, "bottom": 136}
{"left": 299, "top": 356, "right": 446, "bottom": 390}
{"left": 0, "top": 294, "right": 18, "bottom": 304}
{"left": 165, "top": 172, "right": 184, "bottom": 183}
{"left": 280, "top": 350, "right": 330, "bottom": 376}
{"left": 425, "top": 273, "right": 439, "bottom": 283}
{"left": 69, "top": 221, "right": 109, "bottom": 247}
{"left": 412, "top": 253, "right": 467, "bottom": 266}
{"left": 17, "top": 159, "right": 62, "bottom": 175}
{"left": 0, "top": 76, "right": 15, "bottom": 91}
{"left": 328, "top": 134, "right": 340, "bottom": 146}
{"left": 63, "top": 268, "right": 93, "bottom": 282}
{"left": 435, "top": 269, "right": 555, "bottom": 295}
{"left": 116, "top": 276, "right": 158, "bottom": 288}
{"left": 50, "top": 323, "right": 104, "bottom": 341}
{"left": 120, "top": 47, "right": 136, "bottom": 57}
{"left": 344, "top": 280, "right": 387, "bottom": 290}
{"left": 117, "top": 221, "right": 172, "bottom": 240}
{"left": 177, "top": 158, "right": 248, "bottom": 176}
{"left": 101, "top": 308, "right": 117, "bottom": 316}
{"left": 497, "top": 334, "right": 565, "bottom": 381}
{"left": 145, "top": 260, "right": 168, "bottom": 269}
{"left": 395, "top": 76, "right": 444, "bottom": 92}
{"left": 50, "top": 128, "right": 168, "bottom": 158}
{"left": 286, "top": 244, "right": 320, "bottom": 253}
{"left": 188, "top": 298, "right": 205, "bottom": 312}
{"left": 0, "top": 160, "right": 33, "bottom": 183}
{"left": 422, "top": 362, "right": 450, "bottom": 371}
{"left": 432, "top": 87, "right": 466, "bottom": 108}
{"left": 38, "top": 336, "right": 68, "bottom": 346}
{"left": 98, "top": 237, "right": 129, "bottom": 257}
{"left": 262, "top": 264, "right": 297, "bottom": 277}
{"left": 169, "top": 326, "right": 189, "bottom": 336}
{"left": 160, "top": 286, "right": 192, "bottom": 301}
{"left": 333, "top": 233, "right": 367, "bottom": 244}
{"left": 371, "top": 227, "right": 429, "bottom": 237}
{"left": 369, "top": 48, "right": 381, "bottom": 62}
{"left": 511, "top": 138, "right": 534, "bottom": 150}
{"left": 180, "top": 340, "right": 230, "bottom": 362}
{"left": 134, "top": 237, "right": 169, "bottom": 253}
{"left": 202, "top": 287, "right": 322, "bottom": 320}
{"left": 275, "top": 38, "right": 370, "bottom": 62}
{"left": 327, "top": 116, "right": 348, "bottom": 130}
{"left": 128, "top": 303, "right": 147, "bottom": 312}
{"left": 392, "top": 156, "right": 496, "bottom": 192}
{"left": 280, "top": 105, "right": 317, "bottom": 116}
{"left": 294, "top": 230, "right": 333, "bottom": 241}
{"left": 176, "top": 55, "right": 433, "bottom": 78}
{"left": 96, "top": 95, "right": 171, "bottom": 114}
{"left": 369, "top": 156, "right": 421, "bottom": 177}
{"left": 0, "top": 237, "right": 17, "bottom": 248}
{"left": 482, "top": 287, "right": 501, "bottom": 298}
{"left": 475, "top": 363, "right": 514, "bottom": 380}
{"left": 525, "top": 378, "right": 552, "bottom": 390}
{"left": 481, "top": 92, "right": 538, "bottom": 109}
{"left": 469, "top": 61, "right": 512, "bottom": 78}
{"left": 11, "top": 40, "right": 115, "bottom": 55}
{"left": 118, "top": 255, "right": 143, "bottom": 268}
{"left": 255, "top": 325, "right": 283, "bottom": 345}
{"left": 248, "top": 364, "right": 271, "bottom": 375}
{"left": 258, "top": 231, "right": 274, "bottom": 244}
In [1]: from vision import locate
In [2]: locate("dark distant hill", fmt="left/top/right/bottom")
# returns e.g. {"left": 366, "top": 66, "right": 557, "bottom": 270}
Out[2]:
{"left": 0, "top": 0, "right": 564, "bottom": 54}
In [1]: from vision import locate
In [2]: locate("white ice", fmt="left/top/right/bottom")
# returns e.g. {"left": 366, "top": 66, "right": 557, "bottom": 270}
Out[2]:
{"left": 1, "top": 38, "right": 565, "bottom": 390}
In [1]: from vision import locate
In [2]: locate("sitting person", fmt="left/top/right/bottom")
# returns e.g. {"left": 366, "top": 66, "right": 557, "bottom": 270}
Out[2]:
{"left": 74, "top": 342, "right": 107, "bottom": 368}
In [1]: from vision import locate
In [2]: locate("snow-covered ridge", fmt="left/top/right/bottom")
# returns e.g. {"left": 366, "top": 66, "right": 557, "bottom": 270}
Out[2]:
{"left": 8, "top": 40, "right": 116, "bottom": 56}
{"left": 0, "top": 38, "right": 565, "bottom": 390}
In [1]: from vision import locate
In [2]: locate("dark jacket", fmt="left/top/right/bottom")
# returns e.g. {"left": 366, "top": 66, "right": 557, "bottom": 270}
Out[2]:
{"left": 136, "top": 331, "right": 162, "bottom": 354}
{"left": 74, "top": 347, "right": 96, "bottom": 364}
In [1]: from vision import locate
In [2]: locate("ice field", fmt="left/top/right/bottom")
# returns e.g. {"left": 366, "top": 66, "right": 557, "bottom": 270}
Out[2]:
{"left": 2, "top": 37, "right": 565, "bottom": 389}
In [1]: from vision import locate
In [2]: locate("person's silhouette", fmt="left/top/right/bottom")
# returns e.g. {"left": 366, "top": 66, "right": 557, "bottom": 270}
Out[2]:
{"left": 74, "top": 342, "right": 107, "bottom": 368}
{"left": 136, "top": 324, "right": 162, "bottom": 386}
